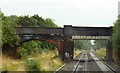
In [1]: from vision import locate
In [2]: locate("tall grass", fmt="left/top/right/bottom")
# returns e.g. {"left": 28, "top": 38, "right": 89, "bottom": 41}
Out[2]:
{"left": 1, "top": 54, "right": 25, "bottom": 71}
{"left": 74, "top": 48, "right": 81, "bottom": 58}
{"left": 34, "top": 49, "right": 63, "bottom": 71}
{"left": 96, "top": 48, "right": 106, "bottom": 59}
{"left": 1, "top": 49, "right": 63, "bottom": 72}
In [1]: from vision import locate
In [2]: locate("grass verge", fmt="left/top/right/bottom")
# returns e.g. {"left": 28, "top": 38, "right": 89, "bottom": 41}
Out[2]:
{"left": 96, "top": 48, "right": 106, "bottom": 59}
{"left": 74, "top": 48, "right": 81, "bottom": 58}
{"left": 1, "top": 49, "right": 63, "bottom": 72}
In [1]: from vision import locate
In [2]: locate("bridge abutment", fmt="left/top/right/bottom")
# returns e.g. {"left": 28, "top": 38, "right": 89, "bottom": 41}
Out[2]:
{"left": 64, "top": 37, "right": 73, "bottom": 62}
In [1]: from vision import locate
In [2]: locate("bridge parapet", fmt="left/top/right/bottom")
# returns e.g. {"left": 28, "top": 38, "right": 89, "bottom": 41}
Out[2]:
{"left": 15, "top": 26, "right": 112, "bottom": 37}
{"left": 15, "top": 27, "right": 64, "bottom": 35}
{"left": 71, "top": 26, "right": 112, "bottom": 36}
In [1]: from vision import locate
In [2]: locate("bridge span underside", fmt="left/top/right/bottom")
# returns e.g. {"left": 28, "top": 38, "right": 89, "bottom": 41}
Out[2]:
{"left": 15, "top": 25, "right": 113, "bottom": 62}
{"left": 18, "top": 34, "right": 64, "bottom": 60}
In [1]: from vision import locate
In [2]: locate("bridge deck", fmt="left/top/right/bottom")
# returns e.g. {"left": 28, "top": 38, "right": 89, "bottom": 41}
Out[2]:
{"left": 15, "top": 25, "right": 112, "bottom": 36}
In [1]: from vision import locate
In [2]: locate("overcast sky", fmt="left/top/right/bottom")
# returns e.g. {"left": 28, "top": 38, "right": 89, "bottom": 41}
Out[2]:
{"left": 0, "top": 0, "right": 119, "bottom": 27}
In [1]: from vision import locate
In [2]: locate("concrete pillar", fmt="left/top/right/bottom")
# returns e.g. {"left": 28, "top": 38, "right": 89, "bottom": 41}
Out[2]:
{"left": 63, "top": 25, "right": 74, "bottom": 62}
{"left": 106, "top": 40, "right": 113, "bottom": 61}
{"left": 64, "top": 38, "right": 73, "bottom": 60}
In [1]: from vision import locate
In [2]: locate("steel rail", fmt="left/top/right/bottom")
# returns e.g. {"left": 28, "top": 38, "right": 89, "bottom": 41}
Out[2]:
{"left": 72, "top": 52, "right": 85, "bottom": 73}
{"left": 101, "top": 60, "right": 118, "bottom": 73}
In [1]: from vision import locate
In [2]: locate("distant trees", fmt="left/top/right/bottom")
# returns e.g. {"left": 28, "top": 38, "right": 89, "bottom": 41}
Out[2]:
{"left": 74, "top": 40, "right": 91, "bottom": 50}
{"left": 112, "top": 16, "right": 120, "bottom": 65}
{"left": 94, "top": 40, "right": 107, "bottom": 50}
{"left": 44, "top": 18, "right": 58, "bottom": 27}
{"left": 18, "top": 14, "right": 58, "bottom": 27}
{"left": 31, "top": 14, "right": 45, "bottom": 27}
{"left": 74, "top": 40, "right": 108, "bottom": 51}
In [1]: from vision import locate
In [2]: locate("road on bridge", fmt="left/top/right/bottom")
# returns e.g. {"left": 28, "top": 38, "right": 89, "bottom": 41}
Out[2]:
{"left": 54, "top": 51, "right": 118, "bottom": 73}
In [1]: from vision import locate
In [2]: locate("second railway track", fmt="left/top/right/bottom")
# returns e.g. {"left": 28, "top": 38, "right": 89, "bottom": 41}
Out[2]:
{"left": 55, "top": 51, "right": 118, "bottom": 73}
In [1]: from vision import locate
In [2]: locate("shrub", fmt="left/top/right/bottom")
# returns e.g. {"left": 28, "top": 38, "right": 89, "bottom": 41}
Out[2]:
{"left": 17, "top": 47, "right": 27, "bottom": 58}
{"left": 1, "top": 65, "right": 7, "bottom": 73}
{"left": 25, "top": 59, "right": 41, "bottom": 73}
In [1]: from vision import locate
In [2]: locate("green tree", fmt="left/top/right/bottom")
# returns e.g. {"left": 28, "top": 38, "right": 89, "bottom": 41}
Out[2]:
{"left": 18, "top": 16, "right": 31, "bottom": 27}
{"left": 112, "top": 16, "right": 120, "bottom": 65}
{"left": 44, "top": 18, "right": 58, "bottom": 27}
{"left": 31, "top": 14, "right": 45, "bottom": 27}
{"left": 8, "top": 15, "right": 19, "bottom": 27}
{"left": 0, "top": 10, "right": 3, "bottom": 46}
{"left": 2, "top": 15, "right": 19, "bottom": 47}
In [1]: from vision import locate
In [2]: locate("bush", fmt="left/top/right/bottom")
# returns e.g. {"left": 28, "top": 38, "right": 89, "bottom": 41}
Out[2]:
{"left": 17, "top": 47, "right": 27, "bottom": 58}
{"left": 1, "top": 65, "right": 7, "bottom": 73}
{"left": 25, "top": 59, "right": 41, "bottom": 73}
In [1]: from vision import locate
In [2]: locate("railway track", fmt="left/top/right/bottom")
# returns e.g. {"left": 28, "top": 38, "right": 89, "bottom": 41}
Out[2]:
{"left": 72, "top": 52, "right": 88, "bottom": 73}
{"left": 54, "top": 52, "right": 118, "bottom": 73}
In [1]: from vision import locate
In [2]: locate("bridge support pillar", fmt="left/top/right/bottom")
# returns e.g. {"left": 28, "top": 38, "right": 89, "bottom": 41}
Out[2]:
{"left": 64, "top": 38, "right": 73, "bottom": 62}
{"left": 63, "top": 25, "right": 74, "bottom": 62}
{"left": 106, "top": 40, "right": 113, "bottom": 61}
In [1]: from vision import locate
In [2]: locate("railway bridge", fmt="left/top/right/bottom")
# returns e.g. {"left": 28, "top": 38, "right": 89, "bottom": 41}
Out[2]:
{"left": 15, "top": 25, "right": 113, "bottom": 61}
